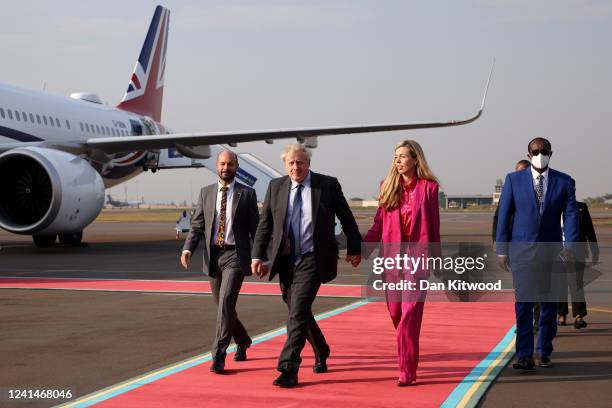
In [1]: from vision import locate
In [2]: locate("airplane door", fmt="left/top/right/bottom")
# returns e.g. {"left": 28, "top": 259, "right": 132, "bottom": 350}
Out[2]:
{"left": 129, "top": 119, "right": 143, "bottom": 136}
{"left": 140, "top": 117, "right": 157, "bottom": 136}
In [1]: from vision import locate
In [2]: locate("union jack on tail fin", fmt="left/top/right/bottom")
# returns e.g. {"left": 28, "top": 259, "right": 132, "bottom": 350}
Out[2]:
{"left": 117, "top": 5, "right": 169, "bottom": 122}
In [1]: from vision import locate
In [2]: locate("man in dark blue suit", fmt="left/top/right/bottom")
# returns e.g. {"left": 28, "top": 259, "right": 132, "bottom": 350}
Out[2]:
{"left": 496, "top": 137, "right": 579, "bottom": 370}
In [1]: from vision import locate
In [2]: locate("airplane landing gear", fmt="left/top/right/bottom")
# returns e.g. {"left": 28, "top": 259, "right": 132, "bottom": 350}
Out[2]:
{"left": 59, "top": 231, "right": 86, "bottom": 247}
{"left": 33, "top": 231, "right": 86, "bottom": 248}
{"left": 32, "top": 234, "right": 57, "bottom": 248}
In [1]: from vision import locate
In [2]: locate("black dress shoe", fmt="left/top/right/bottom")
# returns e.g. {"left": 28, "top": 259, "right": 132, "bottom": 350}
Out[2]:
{"left": 539, "top": 356, "right": 552, "bottom": 368}
{"left": 273, "top": 372, "right": 298, "bottom": 388}
{"left": 512, "top": 357, "right": 535, "bottom": 371}
{"left": 210, "top": 358, "right": 225, "bottom": 374}
{"left": 557, "top": 314, "right": 567, "bottom": 326}
{"left": 574, "top": 317, "right": 587, "bottom": 329}
{"left": 313, "top": 349, "right": 330, "bottom": 374}
{"left": 234, "top": 338, "right": 252, "bottom": 362}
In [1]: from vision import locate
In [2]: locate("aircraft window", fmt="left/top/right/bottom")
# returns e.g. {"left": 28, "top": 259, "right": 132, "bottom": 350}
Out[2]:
{"left": 106, "top": 126, "right": 110, "bottom": 135}
{"left": 36, "top": 114, "right": 41, "bottom": 124}
{"left": 85, "top": 123, "right": 90, "bottom": 132}
{"left": 90, "top": 124, "right": 95, "bottom": 133}
{"left": 66, "top": 120, "right": 71, "bottom": 129}
{"left": 49, "top": 117, "right": 54, "bottom": 127}
{"left": 56, "top": 118, "right": 61, "bottom": 127}
{"left": 0, "top": 108, "right": 4, "bottom": 119}
{"left": 96, "top": 125, "right": 100, "bottom": 133}
{"left": 80, "top": 122, "right": 84, "bottom": 131}
{"left": 101, "top": 126, "right": 106, "bottom": 135}
{"left": 22, "top": 112, "right": 28, "bottom": 122}
{"left": 29, "top": 113, "right": 34, "bottom": 122}
{"left": 15, "top": 111, "right": 21, "bottom": 121}
{"left": 43, "top": 116, "right": 48, "bottom": 125}
{"left": 7, "top": 109, "right": 13, "bottom": 120}
{"left": 111, "top": 128, "right": 116, "bottom": 136}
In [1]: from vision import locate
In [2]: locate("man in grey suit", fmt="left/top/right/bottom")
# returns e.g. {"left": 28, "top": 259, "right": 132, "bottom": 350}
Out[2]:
{"left": 181, "top": 150, "right": 259, "bottom": 374}
{"left": 251, "top": 144, "right": 362, "bottom": 388}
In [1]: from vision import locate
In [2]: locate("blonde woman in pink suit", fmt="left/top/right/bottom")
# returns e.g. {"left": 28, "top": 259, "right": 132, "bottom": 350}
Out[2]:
{"left": 364, "top": 140, "right": 440, "bottom": 386}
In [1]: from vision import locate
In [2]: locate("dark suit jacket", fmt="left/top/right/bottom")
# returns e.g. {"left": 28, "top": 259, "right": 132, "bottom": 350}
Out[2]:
{"left": 575, "top": 201, "right": 599, "bottom": 261}
{"left": 252, "top": 172, "right": 362, "bottom": 283}
{"left": 492, "top": 205, "right": 514, "bottom": 243}
{"left": 183, "top": 181, "right": 259, "bottom": 276}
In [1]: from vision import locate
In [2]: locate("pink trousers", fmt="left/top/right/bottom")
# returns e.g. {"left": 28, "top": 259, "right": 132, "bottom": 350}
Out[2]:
{"left": 386, "top": 300, "right": 425, "bottom": 383}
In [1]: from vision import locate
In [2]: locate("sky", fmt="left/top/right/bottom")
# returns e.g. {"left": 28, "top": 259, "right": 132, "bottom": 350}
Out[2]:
{"left": 1, "top": 0, "right": 610, "bottom": 203}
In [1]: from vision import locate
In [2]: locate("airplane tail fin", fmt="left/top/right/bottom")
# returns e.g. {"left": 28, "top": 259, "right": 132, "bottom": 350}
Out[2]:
{"left": 117, "top": 5, "right": 170, "bottom": 122}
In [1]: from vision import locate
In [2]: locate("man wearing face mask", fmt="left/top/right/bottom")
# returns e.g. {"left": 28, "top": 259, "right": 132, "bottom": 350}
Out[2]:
{"left": 496, "top": 138, "right": 579, "bottom": 371}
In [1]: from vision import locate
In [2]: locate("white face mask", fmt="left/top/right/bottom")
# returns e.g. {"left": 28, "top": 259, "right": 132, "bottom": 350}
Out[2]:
{"left": 530, "top": 154, "right": 550, "bottom": 170}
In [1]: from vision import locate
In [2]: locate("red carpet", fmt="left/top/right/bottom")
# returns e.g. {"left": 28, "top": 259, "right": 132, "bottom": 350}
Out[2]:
{"left": 0, "top": 277, "right": 361, "bottom": 298}
{"left": 91, "top": 302, "right": 515, "bottom": 408}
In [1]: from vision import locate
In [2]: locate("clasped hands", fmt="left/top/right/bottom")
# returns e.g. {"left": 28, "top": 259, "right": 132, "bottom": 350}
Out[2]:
{"left": 251, "top": 255, "right": 362, "bottom": 279}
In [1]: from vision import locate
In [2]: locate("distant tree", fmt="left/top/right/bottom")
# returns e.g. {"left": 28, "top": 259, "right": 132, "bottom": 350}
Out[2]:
{"left": 350, "top": 197, "right": 364, "bottom": 201}
{"left": 585, "top": 196, "right": 605, "bottom": 204}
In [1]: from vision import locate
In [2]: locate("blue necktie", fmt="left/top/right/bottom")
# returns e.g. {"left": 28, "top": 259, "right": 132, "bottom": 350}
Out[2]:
{"left": 288, "top": 184, "right": 303, "bottom": 264}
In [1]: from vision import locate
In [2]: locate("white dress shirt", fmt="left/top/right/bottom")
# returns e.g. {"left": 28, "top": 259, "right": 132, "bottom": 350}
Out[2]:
{"left": 211, "top": 180, "right": 236, "bottom": 245}
{"left": 531, "top": 166, "right": 549, "bottom": 215}
{"left": 285, "top": 171, "right": 314, "bottom": 255}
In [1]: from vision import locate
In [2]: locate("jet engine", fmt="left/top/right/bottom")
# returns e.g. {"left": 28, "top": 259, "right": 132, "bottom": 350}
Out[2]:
{"left": 0, "top": 147, "right": 105, "bottom": 245}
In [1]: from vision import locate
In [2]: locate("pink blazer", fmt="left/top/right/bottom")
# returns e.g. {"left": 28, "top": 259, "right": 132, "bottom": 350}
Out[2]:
{"left": 364, "top": 178, "right": 440, "bottom": 245}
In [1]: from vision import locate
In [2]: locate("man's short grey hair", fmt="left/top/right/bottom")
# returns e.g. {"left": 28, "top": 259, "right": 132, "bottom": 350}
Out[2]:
{"left": 281, "top": 143, "right": 312, "bottom": 162}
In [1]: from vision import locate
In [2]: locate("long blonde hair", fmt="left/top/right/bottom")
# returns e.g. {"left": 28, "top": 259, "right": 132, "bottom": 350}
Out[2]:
{"left": 378, "top": 140, "right": 438, "bottom": 211}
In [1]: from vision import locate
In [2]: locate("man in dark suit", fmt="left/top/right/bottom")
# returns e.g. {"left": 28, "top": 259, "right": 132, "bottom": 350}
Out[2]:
{"left": 557, "top": 178, "right": 599, "bottom": 329}
{"left": 181, "top": 150, "right": 259, "bottom": 373}
{"left": 251, "top": 144, "right": 362, "bottom": 388}
{"left": 496, "top": 137, "right": 579, "bottom": 371}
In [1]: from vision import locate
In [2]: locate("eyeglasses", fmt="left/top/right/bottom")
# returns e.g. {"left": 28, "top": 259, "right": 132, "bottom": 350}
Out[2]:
{"left": 530, "top": 149, "right": 550, "bottom": 156}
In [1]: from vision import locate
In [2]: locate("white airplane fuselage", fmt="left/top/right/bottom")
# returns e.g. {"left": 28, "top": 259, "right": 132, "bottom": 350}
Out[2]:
{"left": 0, "top": 81, "right": 165, "bottom": 188}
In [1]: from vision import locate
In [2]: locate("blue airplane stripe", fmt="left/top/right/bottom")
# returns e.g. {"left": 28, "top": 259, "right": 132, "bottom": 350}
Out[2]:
{"left": 138, "top": 6, "right": 163, "bottom": 74}
{"left": 236, "top": 167, "right": 257, "bottom": 186}
{"left": 0, "top": 125, "right": 44, "bottom": 142}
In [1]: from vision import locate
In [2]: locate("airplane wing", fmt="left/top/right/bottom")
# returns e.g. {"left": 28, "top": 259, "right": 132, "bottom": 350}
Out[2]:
{"left": 0, "top": 142, "right": 39, "bottom": 153}
{"left": 84, "top": 62, "right": 494, "bottom": 155}
{"left": 0, "top": 62, "right": 493, "bottom": 156}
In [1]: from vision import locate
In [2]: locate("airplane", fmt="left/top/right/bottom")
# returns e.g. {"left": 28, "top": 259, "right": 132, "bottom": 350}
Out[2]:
{"left": 106, "top": 194, "right": 143, "bottom": 209}
{"left": 0, "top": 5, "right": 492, "bottom": 248}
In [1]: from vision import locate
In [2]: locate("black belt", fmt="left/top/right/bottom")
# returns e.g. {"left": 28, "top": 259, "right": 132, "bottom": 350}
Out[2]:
{"left": 213, "top": 244, "right": 236, "bottom": 251}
